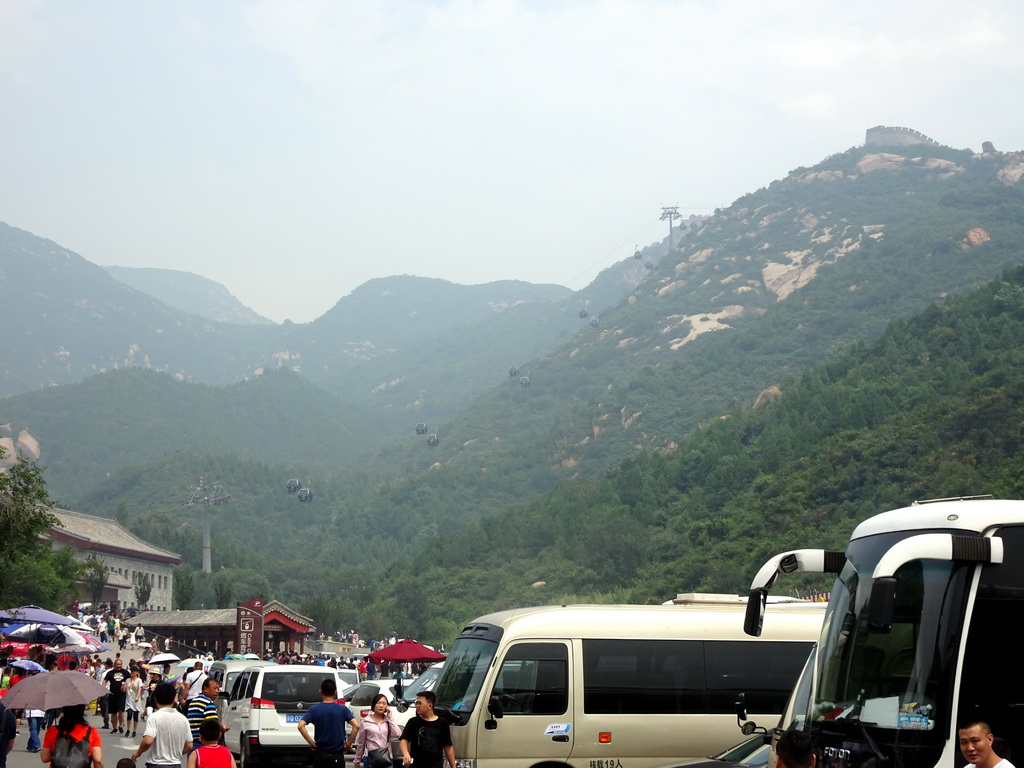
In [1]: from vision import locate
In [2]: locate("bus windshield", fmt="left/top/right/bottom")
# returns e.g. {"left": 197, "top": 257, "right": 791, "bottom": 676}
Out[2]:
{"left": 813, "top": 530, "right": 971, "bottom": 739}
{"left": 434, "top": 637, "right": 498, "bottom": 716}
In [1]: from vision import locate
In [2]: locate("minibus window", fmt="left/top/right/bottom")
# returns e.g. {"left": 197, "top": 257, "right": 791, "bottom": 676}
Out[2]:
{"left": 583, "top": 639, "right": 703, "bottom": 714}
{"left": 491, "top": 643, "right": 568, "bottom": 716}
{"left": 705, "top": 640, "right": 814, "bottom": 714}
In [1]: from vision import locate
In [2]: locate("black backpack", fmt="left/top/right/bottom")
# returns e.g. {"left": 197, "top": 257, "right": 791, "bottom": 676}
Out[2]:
{"left": 51, "top": 726, "right": 93, "bottom": 768}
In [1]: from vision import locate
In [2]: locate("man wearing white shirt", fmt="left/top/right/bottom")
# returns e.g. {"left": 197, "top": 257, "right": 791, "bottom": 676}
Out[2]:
{"left": 131, "top": 682, "right": 193, "bottom": 768}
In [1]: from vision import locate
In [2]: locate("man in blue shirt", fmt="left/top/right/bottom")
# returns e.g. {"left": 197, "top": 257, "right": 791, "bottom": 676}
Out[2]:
{"left": 297, "top": 679, "right": 360, "bottom": 766}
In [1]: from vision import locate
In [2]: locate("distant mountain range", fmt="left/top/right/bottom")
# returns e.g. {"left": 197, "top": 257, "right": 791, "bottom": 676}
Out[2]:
{"left": 4, "top": 135, "right": 1024, "bottom": 640}
{"left": 103, "top": 265, "right": 275, "bottom": 326}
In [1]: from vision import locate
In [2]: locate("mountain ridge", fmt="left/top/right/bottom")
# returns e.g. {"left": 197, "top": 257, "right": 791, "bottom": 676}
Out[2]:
{"left": 103, "top": 265, "right": 275, "bottom": 326}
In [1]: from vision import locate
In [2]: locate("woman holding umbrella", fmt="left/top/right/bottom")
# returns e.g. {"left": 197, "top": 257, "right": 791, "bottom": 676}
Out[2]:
{"left": 1, "top": 664, "right": 111, "bottom": 767}
{"left": 40, "top": 705, "right": 104, "bottom": 768}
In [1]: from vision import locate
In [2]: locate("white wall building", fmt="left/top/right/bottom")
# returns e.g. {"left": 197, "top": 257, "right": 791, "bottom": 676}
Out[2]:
{"left": 47, "top": 508, "right": 181, "bottom": 612}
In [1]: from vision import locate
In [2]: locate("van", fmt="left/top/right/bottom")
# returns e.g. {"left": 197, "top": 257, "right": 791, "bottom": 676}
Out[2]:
{"left": 432, "top": 594, "right": 824, "bottom": 767}
{"left": 208, "top": 659, "right": 273, "bottom": 720}
{"left": 223, "top": 664, "right": 352, "bottom": 765}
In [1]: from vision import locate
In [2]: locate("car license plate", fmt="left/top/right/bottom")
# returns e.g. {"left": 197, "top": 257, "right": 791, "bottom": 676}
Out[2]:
{"left": 286, "top": 714, "right": 302, "bottom": 723}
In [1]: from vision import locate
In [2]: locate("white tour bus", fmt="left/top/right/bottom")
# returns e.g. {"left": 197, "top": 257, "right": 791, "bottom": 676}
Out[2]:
{"left": 742, "top": 497, "right": 1024, "bottom": 768}
{"left": 428, "top": 593, "right": 824, "bottom": 768}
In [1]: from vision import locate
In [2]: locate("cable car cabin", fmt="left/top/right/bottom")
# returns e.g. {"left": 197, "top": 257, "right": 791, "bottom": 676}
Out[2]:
{"left": 286, "top": 479, "right": 300, "bottom": 493}
{"left": 645, "top": 260, "right": 654, "bottom": 270}
{"left": 579, "top": 308, "right": 589, "bottom": 318}
{"left": 590, "top": 316, "right": 599, "bottom": 328}
{"left": 297, "top": 487, "right": 313, "bottom": 502}
{"left": 634, "top": 248, "right": 642, "bottom": 260}
{"left": 426, "top": 434, "right": 439, "bottom": 446}
{"left": 520, "top": 376, "right": 530, "bottom": 388}
{"left": 415, "top": 423, "right": 428, "bottom": 434}
{"left": 508, "top": 366, "right": 519, "bottom": 377}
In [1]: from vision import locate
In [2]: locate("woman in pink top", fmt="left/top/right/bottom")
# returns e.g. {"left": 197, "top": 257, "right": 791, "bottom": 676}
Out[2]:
{"left": 354, "top": 694, "right": 401, "bottom": 768}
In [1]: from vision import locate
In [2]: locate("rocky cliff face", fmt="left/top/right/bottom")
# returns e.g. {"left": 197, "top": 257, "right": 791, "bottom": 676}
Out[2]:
{"left": 0, "top": 424, "right": 41, "bottom": 469}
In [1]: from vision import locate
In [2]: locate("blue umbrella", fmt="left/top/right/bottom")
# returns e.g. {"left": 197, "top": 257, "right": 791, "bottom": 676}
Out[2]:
{"left": 11, "top": 659, "right": 46, "bottom": 673}
{"left": 0, "top": 605, "right": 76, "bottom": 628}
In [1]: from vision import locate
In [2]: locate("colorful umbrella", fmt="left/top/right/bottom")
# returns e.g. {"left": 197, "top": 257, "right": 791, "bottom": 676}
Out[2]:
{"left": 4, "top": 623, "right": 102, "bottom": 650}
{"left": 1, "top": 670, "right": 110, "bottom": 710}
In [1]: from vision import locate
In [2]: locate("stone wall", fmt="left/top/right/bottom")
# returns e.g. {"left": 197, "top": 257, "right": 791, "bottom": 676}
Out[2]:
{"left": 865, "top": 125, "right": 940, "bottom": 147}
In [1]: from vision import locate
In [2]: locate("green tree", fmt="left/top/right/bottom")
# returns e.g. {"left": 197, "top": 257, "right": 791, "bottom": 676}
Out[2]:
{"left": 0, "top": 446, "right": 57, "bottom": 607}
{"left": 82, "top": 556, "right": 109, "bottom": 607}
{"left": 133, "top": 571, "right": 153, "bottom": 609}
{"left": 213, "top": 570, "right": 234, "bottom": 608}
{"left": 174, "top": 564, "right": 196, "bottom": 610}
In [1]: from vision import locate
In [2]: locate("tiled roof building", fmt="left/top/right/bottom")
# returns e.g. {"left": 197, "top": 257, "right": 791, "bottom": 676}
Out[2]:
{"left": 47, "top": 508, "right": 181, "bottom": 611}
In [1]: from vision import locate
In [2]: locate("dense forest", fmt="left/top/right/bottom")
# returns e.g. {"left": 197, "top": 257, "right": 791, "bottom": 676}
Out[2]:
{"left": 365, "top": 266, "right": 1024, "bottom": 642}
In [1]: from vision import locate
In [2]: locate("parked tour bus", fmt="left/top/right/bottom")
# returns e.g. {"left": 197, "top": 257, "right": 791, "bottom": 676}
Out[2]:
{"left": 429, "top": 593, "right": 825, "bottom": 768}
{"left": 742, "top": 497, "right": 1024, "bottom": 768}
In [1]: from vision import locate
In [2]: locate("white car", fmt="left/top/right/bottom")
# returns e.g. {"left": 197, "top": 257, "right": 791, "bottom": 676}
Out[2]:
{"left": 341, "top": 680, "right": 398, "bottom": 719}
{"left": 223, "top": 664, "right": 353, "bottom": 766}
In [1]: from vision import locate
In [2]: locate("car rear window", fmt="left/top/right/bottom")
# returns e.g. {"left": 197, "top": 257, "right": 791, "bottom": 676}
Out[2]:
{"left": 348, "top": 684, "right": 386, "bottom": 706}
{"left": 261, "top": 672, "right": 334, "bottom": 704}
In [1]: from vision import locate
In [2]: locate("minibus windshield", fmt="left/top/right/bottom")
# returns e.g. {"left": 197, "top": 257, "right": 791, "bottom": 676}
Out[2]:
{"left": 813, "top": 530, "right": 971, "bottom": 739}
{"left": 434, "top": 637, "right": 498, "bottom": 715}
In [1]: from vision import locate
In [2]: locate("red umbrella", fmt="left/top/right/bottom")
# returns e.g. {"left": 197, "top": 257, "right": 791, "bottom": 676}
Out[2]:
{"left": 368, "top": 639, "right": 446, "bottom": 665}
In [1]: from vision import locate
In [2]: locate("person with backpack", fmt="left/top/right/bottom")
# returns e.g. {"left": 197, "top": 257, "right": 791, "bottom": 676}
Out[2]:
{"left": 40, "top": 704, "right": 104, "bottom": 768}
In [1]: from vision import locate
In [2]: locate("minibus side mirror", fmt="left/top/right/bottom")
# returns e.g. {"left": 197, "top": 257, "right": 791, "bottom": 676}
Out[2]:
{"left": 487, "top": 695, "right": 504, "bottom": 719}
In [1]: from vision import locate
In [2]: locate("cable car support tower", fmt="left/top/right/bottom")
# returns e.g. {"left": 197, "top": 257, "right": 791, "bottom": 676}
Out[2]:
{"left": 182, "top": 477, "right": 230, "bottom": 574}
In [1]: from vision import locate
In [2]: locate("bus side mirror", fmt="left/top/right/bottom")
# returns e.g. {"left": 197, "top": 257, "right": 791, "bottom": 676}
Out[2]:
{"left": 735, "top": 692, "right": 748, "bottom": 723}
{"left": 868, "top": 577, "right": 896, "bottom": 633}
{"left": 744, "top": 589, "right": 767, "bottom": 637}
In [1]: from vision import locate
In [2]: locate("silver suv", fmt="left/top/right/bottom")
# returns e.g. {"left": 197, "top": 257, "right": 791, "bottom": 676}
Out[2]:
{"left": 223, "top": 664, "right": 350, "bottom": 766}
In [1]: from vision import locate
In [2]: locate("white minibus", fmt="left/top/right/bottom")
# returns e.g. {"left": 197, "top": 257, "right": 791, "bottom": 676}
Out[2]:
{"left": 431, "top": 593, "right": 824, "bottom": 768}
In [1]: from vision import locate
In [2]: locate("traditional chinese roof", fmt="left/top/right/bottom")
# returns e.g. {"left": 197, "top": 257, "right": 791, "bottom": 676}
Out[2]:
{"left": 264, "top": 600, "right": 313, "bottom": 631}
{"left": 48, "top": 508, "right": 181, "bottom": 565}
{"left": 129, "top": 601, "right": 314, "bottom": 632}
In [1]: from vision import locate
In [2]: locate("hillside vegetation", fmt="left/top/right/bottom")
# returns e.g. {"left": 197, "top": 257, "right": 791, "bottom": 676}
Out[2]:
{"left": 371, "top": 265, "right": 1024, "bottom": 641}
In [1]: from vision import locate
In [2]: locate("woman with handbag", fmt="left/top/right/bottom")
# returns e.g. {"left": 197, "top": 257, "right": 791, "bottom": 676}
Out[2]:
{"left": 354, "top": 694, "right": 401, "bottom": 768}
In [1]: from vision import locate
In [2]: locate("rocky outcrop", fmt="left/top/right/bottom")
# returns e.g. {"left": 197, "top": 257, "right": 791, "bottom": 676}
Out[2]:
{"left": 960, "top": 228, "right": 992, "bottom": 251}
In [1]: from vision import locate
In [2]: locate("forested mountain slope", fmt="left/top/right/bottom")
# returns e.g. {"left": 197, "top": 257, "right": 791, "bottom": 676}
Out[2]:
{"left": 321, "top": 143, "right": 1024, "bottom": 560}
{"left": 374, "top": 265, "right": 1024, "bottom": 642}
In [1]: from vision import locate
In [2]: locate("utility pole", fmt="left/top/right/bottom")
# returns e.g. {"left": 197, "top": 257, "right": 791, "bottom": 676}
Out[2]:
{"left": 182, "top": 476, "right": 230, "bottom": 574}
{"left": 660, "top": 205, "right": 681, "bottom": 252}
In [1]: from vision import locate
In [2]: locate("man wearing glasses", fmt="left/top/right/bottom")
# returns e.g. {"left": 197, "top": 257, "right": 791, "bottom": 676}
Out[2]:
{"left": 399, "top": 692, "right": 455, "bottom": 768}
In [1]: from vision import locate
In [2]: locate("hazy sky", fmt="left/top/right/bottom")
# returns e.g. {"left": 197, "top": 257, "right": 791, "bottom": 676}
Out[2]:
{"left": 2, "top": 1, "right": 1021, "bottom": 323}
